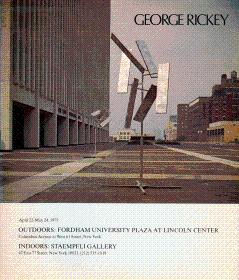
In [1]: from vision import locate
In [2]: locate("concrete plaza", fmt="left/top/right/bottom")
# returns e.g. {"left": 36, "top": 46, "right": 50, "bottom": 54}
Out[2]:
{"left": 1, "top": 143, "right": 238, "bottom": 203}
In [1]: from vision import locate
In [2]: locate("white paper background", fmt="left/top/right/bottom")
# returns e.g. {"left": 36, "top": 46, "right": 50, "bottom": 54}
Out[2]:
{"left": 0, "top": 204, "right": 238, "bottom": 279}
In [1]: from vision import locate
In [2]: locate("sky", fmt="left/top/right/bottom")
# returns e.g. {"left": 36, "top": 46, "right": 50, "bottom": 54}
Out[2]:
{"left": 109, "top": 0, "right": 239, "bottom": 138}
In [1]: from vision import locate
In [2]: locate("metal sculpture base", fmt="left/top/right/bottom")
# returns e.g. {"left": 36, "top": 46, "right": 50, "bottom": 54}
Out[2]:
{"left": 83, "top": 155, "right": 97, "bottom": 158}
{"left": 136, "top": 181, "right": 181, "bottom": 194}
{"left": 136, "top": 180, "right": 147, "bottom": 194}
{"left": 101, "top": 181, "right": 181, "bottom": 195}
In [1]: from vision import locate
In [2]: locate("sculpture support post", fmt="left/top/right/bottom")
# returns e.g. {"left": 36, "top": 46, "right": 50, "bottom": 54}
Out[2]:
{"left": 140, "top": 73, "right": 144, "bottom": 182}
{"left": 136, "top": 72, "right": 147, "bottom": 194}
{"left": 94, "top": 126, "right": 97, "bottom": 157}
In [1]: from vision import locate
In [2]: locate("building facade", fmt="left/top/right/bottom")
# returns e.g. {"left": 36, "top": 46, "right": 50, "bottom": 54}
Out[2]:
{"left": 113, "top": 129, "right": 136, "bottom": 142}
{"left": 207, "top": 121, "right": 239, "bottom": 143}
{"left": 0, "top": 0, "right": 110, "bottom": 150}
{"left": 210, "top": 71, "right": 239, "bottom": 123}
{"left": 177, "top": 98, "right": 211, "bottom": 142}
{"left": 188, "top": 97, "right": 211, "bottom": 142}
{"left": 177, "top": 104, "right": 190, "bottom": 141}
{"left": 177, "top": 71, "right": 239, "bottom": 143}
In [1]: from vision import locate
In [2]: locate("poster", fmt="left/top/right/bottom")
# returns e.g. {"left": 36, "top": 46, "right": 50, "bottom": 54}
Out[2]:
{"left": 0, "top": 0, "right": 239, "bottom": 279}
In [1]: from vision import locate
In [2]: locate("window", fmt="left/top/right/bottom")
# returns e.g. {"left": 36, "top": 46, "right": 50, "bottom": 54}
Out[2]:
{"left": 19, "top": 4, "right": 25, "bottom": 86}
{"left": 12, "top": 0, "right": 19, "bottom": 82}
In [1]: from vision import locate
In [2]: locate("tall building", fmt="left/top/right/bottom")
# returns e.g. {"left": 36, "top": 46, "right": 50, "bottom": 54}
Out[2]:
{"left": 0, "top": 0, "right": 110, "bottom": 150}
{"left": 207, "top": 71, "right": 239, "bottom": 143}
{"left": 177, "top": 104, "right": 190, "bottom": 141}
{"left": 177, "top": 98, "right": 211, "bottom": 142}
{"left": 210, "top": 71, "right": 239, "bottom": 123}
{"left": 177, "top": 71, "right": 239, "bottom": 143}
{"left": 188, "top": 97, "right": 211, "bottom": 142}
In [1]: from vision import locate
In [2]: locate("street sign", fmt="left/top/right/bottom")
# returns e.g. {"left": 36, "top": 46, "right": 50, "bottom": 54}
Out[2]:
{"left": 111, "top": 33, "right": 145, "bottom": 74}
{"left": 125, "top": 78, "right": 139, "bottom": 128}
{"left": 117, "top": 52, "right": 131, "bottom": 93}
{"left": 136, "top": 40, "right": 157, "bottom": 77}
{"left": 133, "top": 85, "right": 157, "bottom": 122}
{"left": 156, "top": 63, "right": 170, "bottom": 114}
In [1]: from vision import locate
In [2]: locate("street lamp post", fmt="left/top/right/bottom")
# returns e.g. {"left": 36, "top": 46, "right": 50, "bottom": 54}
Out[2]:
{"left": 91, "top": 110, "right": 110, "bottom": 158}
{"left": 91, "top": 110, "right": 101, "bottom": 158}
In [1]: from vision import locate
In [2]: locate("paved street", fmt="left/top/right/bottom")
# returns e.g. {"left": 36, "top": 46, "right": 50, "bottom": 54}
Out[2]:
{"left": 0, "top": 143, "right": 238, "bottom": 203}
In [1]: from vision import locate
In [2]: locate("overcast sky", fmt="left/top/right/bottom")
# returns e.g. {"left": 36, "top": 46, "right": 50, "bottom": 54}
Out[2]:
{"left": 109, "top": 0, "right": 239, "bottom": 137}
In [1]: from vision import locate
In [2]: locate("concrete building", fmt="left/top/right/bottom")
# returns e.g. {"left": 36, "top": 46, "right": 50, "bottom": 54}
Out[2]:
{"left": 177, "top": 104, "right": 190, "bottom": 141}
{"left": 113, "top": 128, "right": 136, "bottom": 142}
{"left": 207, "top": 121, "right": 239, "bottom": 143}
{"left": 165, "top": 115, "right": 177, "bottom": 141}
{"left": 0, "top": 0, "right": 110, "bottom": 151}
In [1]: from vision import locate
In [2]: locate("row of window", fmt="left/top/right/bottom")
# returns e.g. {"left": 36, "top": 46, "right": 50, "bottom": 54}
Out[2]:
{"left": 118, "top": 136, "right": 130, "bottom": 140}
{"left": 11, "top": 0, "right": 79, "bottom": 110}
{"left": 207, "top": 128, "right": 224, "bottom": 136}
{"left": 119, "top": 132, "right": 130, "bottom": 135}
